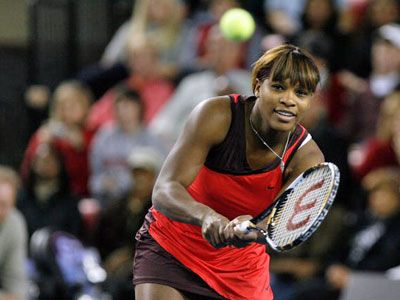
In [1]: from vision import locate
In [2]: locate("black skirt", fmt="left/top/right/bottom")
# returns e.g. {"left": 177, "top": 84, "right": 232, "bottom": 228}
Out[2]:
{"left": 132, "top": 215, "right": 225, "bottom": 299}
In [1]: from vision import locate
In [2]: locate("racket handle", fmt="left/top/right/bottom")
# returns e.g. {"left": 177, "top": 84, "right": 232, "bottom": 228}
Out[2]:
{"left": 235, "top": 221, "right": 268, "bottom": 239}
{"left": 236, "top": 220, "right": 256, "bottom": 232}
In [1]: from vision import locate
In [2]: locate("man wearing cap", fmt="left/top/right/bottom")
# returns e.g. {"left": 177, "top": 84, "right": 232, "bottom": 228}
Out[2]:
{"left": 95, "top": 147, "right": 163, "bottom": 299}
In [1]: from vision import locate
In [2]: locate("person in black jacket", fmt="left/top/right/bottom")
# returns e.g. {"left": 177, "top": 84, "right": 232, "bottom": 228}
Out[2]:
{"left": 17, "top": 143, "right": 82, "bottom": 239}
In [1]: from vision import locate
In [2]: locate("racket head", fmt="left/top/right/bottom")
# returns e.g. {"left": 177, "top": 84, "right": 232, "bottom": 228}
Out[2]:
{"left": 260, "top": 162, "right": 340, "bottom": 252}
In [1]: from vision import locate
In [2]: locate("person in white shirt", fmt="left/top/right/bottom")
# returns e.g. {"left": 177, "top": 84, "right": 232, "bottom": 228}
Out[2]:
{"left": 0, "top": 166, "right": 28, "bottom": 300}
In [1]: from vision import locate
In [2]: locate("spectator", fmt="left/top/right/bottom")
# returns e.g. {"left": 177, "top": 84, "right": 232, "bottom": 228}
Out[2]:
{"left": 102, "top": 0, "right": 190, "bottom": 79}
{"left": 78, "top": 0, "right": 191, "bottom": 98}
{"left": 338, "top": 23, "right": 400, "bottom": 141}
{"left": 96, "top": 146, "right": 163, "bottom": 300}
{"left": 296, "top": 0, "right": 347, "bottom": 72}
{"left": 349, "top": 90, "right": 400, "bottom": 180}
{"left": 89, "top": 87, "right": 166, "bottom": 206}
{"left": 0, "top": 166, "right": 28, "bottom": 300}
{"left": 295, "top": 30, "right": 347, "bottom": 131}
{"left": 342, "top": 0, "right": 399, "bottom": 78}
{"left": 298, "top": 0, "right": 339, "bottom": 37}
{"left": 21, "top": 80, "right": 94, "bottom": 196}
{"left": 180, "top": 0, "right": 238, "bottom": 70}
{"left": 149, "top": 25, "right": 252, "bottom": 147}
{"left": 263, "top": 0, "right": 307, "bottom": 37}
{"left": 17, "top": 143, "right": 82, "bottom": 238}
{"left": 263, "top": 0, "right": 346, "bottom": 36}
{"left": 86, "top": 38, "right": 175, "bottom": 132}
{"left": 181, "top": 0, "right": 264, "bottom": 72}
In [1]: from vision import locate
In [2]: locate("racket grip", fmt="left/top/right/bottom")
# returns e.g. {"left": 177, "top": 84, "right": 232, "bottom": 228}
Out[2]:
{"left": 236, "top": 220, "right": 256, "bottom": 232}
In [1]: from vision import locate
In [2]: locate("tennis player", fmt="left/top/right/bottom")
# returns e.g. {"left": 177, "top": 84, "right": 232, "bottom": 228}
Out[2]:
{"left": 133, "top": 44, "right": 324, "bottom": 300}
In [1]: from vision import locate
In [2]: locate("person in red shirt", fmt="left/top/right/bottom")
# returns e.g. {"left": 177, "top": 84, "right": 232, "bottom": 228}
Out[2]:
{"left": 349, "top": 90, "right": 400, "bottom": 181}
{"left": 21, "top": 80, "right": 94, "bottom": 196}
{"left": 133, "top": 44, "right": 324, "bottom": 300}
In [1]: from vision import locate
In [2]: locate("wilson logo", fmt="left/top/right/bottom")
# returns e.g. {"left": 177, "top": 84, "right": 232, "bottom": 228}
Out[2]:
{"left": 286, "top": 180, "right": 324, "bottom": 231}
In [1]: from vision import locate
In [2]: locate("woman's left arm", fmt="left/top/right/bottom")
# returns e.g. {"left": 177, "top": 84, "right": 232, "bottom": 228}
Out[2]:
{"left": 282, "top": 138, "right": 325, "bottom": 187}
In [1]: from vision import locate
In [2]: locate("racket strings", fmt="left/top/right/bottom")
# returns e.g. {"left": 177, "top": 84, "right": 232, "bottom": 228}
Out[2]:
{"left": 269, "top": 168, "right": 333, "bottom": 247}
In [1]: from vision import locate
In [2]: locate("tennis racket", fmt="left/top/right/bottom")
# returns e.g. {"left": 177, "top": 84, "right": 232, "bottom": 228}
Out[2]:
{"left": 237, "top": 162, "right": 340, "bottom": 252}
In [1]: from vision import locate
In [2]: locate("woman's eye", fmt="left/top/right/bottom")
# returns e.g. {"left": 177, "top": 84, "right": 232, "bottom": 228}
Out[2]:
{"left": 296, "top": 90, "right": 308, "bottom": 97}
{"left": 272, "top": 84, "right": 284, "bottom": 90}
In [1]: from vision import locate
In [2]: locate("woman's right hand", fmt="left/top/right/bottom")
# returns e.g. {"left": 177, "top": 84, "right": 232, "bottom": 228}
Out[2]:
{"left": 223, "top": 215, "right": 259, "bottom": 248}
{"left": 201, "top": 212, "right": 230, "bottom": 249}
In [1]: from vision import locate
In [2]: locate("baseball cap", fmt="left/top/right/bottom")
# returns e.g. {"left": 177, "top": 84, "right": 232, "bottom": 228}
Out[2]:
{"left": 127, "top": 147, "right": 164, "bottom": 173}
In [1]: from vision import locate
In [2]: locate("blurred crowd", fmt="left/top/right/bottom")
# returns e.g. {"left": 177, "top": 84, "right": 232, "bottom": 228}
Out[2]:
{"left": 1, "top": 0, "right": 400, "bottom": 299}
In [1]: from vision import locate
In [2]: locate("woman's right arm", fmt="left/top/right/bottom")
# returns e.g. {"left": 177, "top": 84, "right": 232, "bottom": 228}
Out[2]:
{"left": 152, "top": 96, "right": 232, "bottom": 247}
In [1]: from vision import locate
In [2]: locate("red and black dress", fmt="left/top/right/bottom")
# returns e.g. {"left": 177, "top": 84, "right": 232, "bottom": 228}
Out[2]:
{"left": 133, "top": 94, "right": 310, "bottom": 300}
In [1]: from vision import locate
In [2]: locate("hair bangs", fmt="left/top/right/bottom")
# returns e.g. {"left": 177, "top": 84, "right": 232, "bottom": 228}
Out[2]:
{"left": 269, "top": 52, "right": 319, "bottom": 93}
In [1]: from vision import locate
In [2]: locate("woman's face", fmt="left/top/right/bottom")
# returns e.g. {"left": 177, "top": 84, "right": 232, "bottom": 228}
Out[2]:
{"left": 33, "top": 148, "right": 61, "bottom": 180}
{"left": 128, "top": 44, "right": 159, "bottom": 78}
{"left": 56, "top": 86, "right": 90, "bottom": 126}
{"left": 115, "top": 98, "right": 142, "bottom": 129}
{"left": 368, "top": 185, "right": 400, "bottom": 218}
{"left": 305, "top": 0, "right": 333, "bottom": 28}
{"left": 255, "top": 78, "right": 313, "bottom": 132}
{"left": 148, "top": 0, "right": 181, "bottom": 24}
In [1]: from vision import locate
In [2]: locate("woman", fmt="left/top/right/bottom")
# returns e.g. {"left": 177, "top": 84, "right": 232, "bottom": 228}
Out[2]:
{"left": 133, "top": 44, "right": 323, "bottom": 299}
{"left": 21, "top": 80, "right": 94, "bottom": 196}
{"left": 17, "top": 143, "right": 82, "bottom": 238}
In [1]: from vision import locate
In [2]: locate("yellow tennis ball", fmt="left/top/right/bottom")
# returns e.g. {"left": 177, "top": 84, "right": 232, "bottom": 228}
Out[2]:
{"left": 219, "top": 8, "right": 256, "bottom": 42}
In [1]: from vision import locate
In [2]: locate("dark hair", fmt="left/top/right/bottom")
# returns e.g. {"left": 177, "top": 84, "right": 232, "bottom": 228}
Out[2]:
{"left": 114, "top": 84, "right": 141, "bottom": 103}
{"left": 251, "top": 44, "right": 320, "bottom": 93}
{"left": 301, "top": 0, "right": 339, "bottom": 35}
{"left": 114, "top": 84, "right": 144, "bottom": 121}
{"left": 26, "top": 143, "right": 70, "bottom": 196}
{"left": 296, "top": 31, "right": 334, "bottom": 62}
